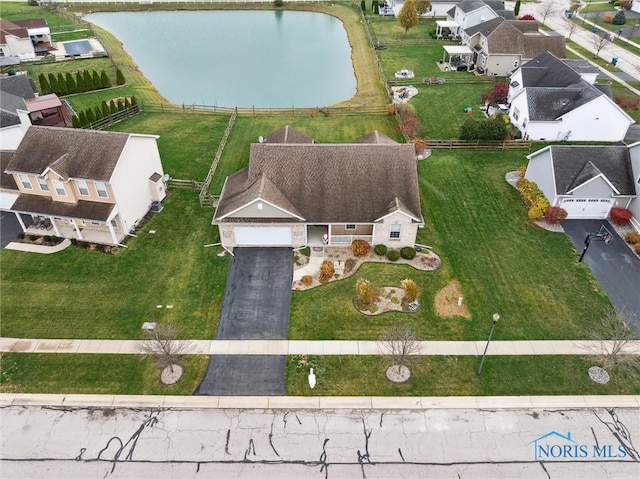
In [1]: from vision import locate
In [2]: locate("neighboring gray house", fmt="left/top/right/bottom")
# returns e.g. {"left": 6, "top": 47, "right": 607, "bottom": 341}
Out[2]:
{"left": 213, "top": 126, "right": 423, "bottom": 251}
{"left": 464, "top": 18, "right": 566, "bottom": 76}
{"left": 446, "top": 0, "right": 514, "bottom": 39}
{"left": 0, "top": 74, "right": 36, "bottom": 150}
{"left": 525, "top": 145, "right": 638, "bottom": 225}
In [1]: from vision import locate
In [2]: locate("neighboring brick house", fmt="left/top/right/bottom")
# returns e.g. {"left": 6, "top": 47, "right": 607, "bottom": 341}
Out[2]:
{"left": 213, "top": 126, "right": 423, "bottom": 251}
{"left": 3, "top": 126, "right": 167, "bottom": 245}
{"left": 464, "top": 18, "right": 567, "bottom": 76}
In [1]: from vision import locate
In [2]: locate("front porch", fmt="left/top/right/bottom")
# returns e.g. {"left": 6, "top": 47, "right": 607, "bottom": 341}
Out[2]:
{"left": 306, "top": 224, "right": 374, "bottom": 247}
{"left": 21, "top": 215, "right": 127, "bottom": 245}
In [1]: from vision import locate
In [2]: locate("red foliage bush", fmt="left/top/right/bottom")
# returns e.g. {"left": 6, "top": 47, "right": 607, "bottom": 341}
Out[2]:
{"left": 481, "top": 83, "right": 509, "bottom": 105}
{"left": 615, "top": 96, "right": 640, "bottom": 111}
{"left": 319, "top": 260, "right": 335, "bottom": 283}
{"left": 351, "top": 239, "right": 371, "bottom": 257}
{"left": 609, "top": 207, "right": 632, "bottom": 225}
{"left": 520, "top": 14, "right": 535, "bottom": 20}
{"left": 543, "top": 206, "right": 568, "bottom": 224}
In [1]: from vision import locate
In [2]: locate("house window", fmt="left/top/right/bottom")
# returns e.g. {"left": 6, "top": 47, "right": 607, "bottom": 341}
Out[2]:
{"left": 18, "top": 174, "right": 32, "bottom": 190}
{"left": 389, "top": 224, "right": 401, "bottom": 239}
{"left": 345, "top": 224, "right": 356, "bottom": 230}
{"left": 513, "top": 107, "right": 520, "bottom": 121}
{"left": 95, "top": 181, "right": 108, "bottom": 198}
{"left": 76, "top": 179, "right": 89, "bottom": 196}
{"left": 110, "top": 219, "right": 118, "bottom": 227}
{"left": 37, "top": 177, "right": 49, "bottom": 191}
{"left": 52, "top": 180, "right": 66, "bottom": 196}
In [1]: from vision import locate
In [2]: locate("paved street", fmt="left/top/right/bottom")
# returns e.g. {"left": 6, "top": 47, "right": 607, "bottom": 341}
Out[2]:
{"left": 1, "top": 405, "right": 638, "bottom": 478}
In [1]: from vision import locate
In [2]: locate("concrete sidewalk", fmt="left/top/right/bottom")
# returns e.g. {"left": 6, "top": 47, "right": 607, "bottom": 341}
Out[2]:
{"left": 2, "top": 337, "right": 639, "bottom": 355}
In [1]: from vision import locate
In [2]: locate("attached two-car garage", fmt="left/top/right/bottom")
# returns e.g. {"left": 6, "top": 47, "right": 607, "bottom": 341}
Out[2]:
{"left": 559, "top": 198, "right": 614, "bottom": 219}
{"left": 233, "top": 226, "right": 293, "bottom": 247}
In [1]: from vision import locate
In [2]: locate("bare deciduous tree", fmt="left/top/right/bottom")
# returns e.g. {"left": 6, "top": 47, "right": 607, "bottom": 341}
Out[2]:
{"left": 136, "top": 321, "right": 195, "bottom": 374}
{"left": 591, "top": 32, "right": 610, "bottom": 58}
{"left": 379, "top": 325, "right": 422, "bottom": 376}
{"left": 536, "top": 3, "right": 557, "bottom": 25}
{"left": 586, "top": 310, "right": 640, "bottom": 380}
{"left": 564, "top": 17, "right": 580, "bottom": 40}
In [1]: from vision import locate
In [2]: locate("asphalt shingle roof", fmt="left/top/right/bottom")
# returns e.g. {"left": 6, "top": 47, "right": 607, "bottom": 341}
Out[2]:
{"left": 215, "top": 128, "right": 422, "bottom": 224}
{"left": 6, "top": 126, "right": 129, "bottom": 181}
{"left": 549, "top": 146, "right": 636, "bottom": 196}
{"left": 11, "top": 194, "right": 115, "bottom": 220}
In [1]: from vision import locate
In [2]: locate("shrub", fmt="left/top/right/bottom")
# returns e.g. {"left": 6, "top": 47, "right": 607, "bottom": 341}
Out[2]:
{"left": 615, "top": 95, "right": 640, "bottom": 110}
{"left": 481, "top": 82, "right": 509, "bottom": 105}
{"left": 543, "top": 206, "right": 568, "bottom": 224}
{"left": 301, "top": 275, "right": 313, "bottom": 286}
{"left": 613, "top": 11, "right": 626, "bottom": 25}
{"left": 528, "top": 198, "right": 549, "bottom": 221}
{"left": 624, "top": 231, "right": 640, "bottom": 244}
{"left": 635, "top": 243, "right": 640, "bottom": 255}
{"left": 386, "top": 104, "right": 396, "bottom": 116}
{"left": 400, "top": 246, "right": 417, "bottom": 260}
{"left": 516, "top": 178, "right": 547, "bottom": 212}
{"left": 351, "top": 239, "right": 371, "bottom": 257}
{"left": 345, "top": 258, "right": 357, "bottom": 274}
{"left": 412, "top": 139, "right": 427, "bottom": 155}
{"left": 604, "top": 12, "right": 614, "bottom": 23}
{"left": 299, "top": 246, "right": 311, "bottom": 256}
{"left": 609, "top": 207, "right": 632, "bottom": 225}
{"left": 401, "top": 278, "right": 420, "bottom": 304}
{"left": 459, "top": 115, "right": 508, "bottom": 141}
{"left": 319, "top": 260, "right": 335, "bottom": 282}
{"left": 520, "top": 14, "right": 535, "bottom": 20}
{"left": 387, "top": 249, "right": 400, "bottom": 261}
{"left": 356, "top": 278, "right": 375, "bottom": 306}
{"left": 374, "top": 244, "right": 388, "bottom": 256}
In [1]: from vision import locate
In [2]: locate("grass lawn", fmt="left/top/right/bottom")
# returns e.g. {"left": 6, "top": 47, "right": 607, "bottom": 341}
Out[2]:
{"left": 0, "top": 190, "right": 227, "bottom": 339}
{"left": 286, "top": 355, "right": 640, "bottom": 396}
{"left": 0, "top": 353, "right": 208, "bottom": 395}
{"left": 289, "top": 149, "right": 612, "bottom": 341}
{"left": 107, "top": 112, "right": 231, "bottom": 180}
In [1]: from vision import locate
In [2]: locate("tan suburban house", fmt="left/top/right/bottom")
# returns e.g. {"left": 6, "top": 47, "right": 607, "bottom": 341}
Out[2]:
{"left": 213, "top": 126, "right": 423, "bottom": 252}
{"left": 3, "top": 126, "right": 166, "bottom": 245}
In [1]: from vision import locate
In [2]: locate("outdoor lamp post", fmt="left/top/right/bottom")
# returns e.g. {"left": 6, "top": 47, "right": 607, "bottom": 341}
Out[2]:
{"left": 476, "top": 313, "right": 500, "bottom": 376}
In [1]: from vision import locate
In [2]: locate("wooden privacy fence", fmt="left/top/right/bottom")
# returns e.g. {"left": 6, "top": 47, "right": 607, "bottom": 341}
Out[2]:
{"left": 425, "top": 139, "right": 533, "bottom": 150}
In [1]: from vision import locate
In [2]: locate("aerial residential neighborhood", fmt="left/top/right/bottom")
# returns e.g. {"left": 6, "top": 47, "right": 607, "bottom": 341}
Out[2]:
{"left": 0, "top": 0, "right": 639, "bottom": 477}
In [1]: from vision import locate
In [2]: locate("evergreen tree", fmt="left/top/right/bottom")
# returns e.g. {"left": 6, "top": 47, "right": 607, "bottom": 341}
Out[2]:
{"left": 115, "top": 69, "right": 125, "bottom": 86}
{"left": 124, "top": 97, "right": 132, "bottom": 111}
{"left": 398, "top": 0, "right": 419, "bottom": 34}
{"left": 416, "top": 0, "right": 431, "bottom": 16}
{"left": 83, "top": 70, "right": 92, "bottom": 92}
{"left": 117, "top": 99, "right": 125, "bottom": 112}
{"left": 100, "top": 71, "right": 111, "bottom": 89}
{"left": 56, "top": 72, "right": 68, "bottom": 95}
{"left": 361, "top": 0, "right": 366, "bottom": 12}
{"left": 38, "top": 73, "right": 51, "bottom": 95}
{"left": 372, "top": 1, "right": 379, "bottom": 14}
{"left": 613, "top": 11, "right": 626, "bottom": 25}
{"left": 65, "top": 72, "right": 77, "bottom": 94}
{"left": 102, "top": 101, "right": 110, "bottom": 118}
{"left": 48, "top": 73, "right": 58, "bottom": 94}
{"left": 131, "top": 95, "right": 139, "bottom": 113}
{"left": 86, "top": 108, "right": 96, "bottom": 124}
{"left": 78, "top": 110, "right": 89, "bottom": 127}
{"left": 92, "top": 71, "right": 101, "bottom": 90}
{"left": 514, "top": 0, "right": 521, "bottom": 16}
{"left": 72, "top": 115, "right": 81, "bottom": 128}
{"left": 75, "top": 71, "right": 86, "bottom": 93}
{"left": 109, "top": 101, "right": 118, "bottom": 115}
{"left": 94, "top": 106, "right": 103, "bottom": 121}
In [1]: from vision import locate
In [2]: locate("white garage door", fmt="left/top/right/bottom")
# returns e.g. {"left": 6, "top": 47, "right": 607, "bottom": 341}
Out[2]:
{"left": 560, "top": 198, "right": 613, "bottom": 219}
{"left": 233, "top": 226, "right": 292, "bottom": 246}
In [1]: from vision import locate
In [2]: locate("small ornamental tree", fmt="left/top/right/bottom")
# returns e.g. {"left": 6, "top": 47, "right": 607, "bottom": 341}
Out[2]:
{"left": 514, "top": 0, "right": 521, "bottom": 16}
{"left": 609, "top": 207, "right": 632, "bottom": 225}
{"left": 543, "top": 206, "right": 568, "bottom": 224}
{"left": 100, "top": 71, "right": 111, "bottom": 89}
{"left": 356, "top": 278, "right": 375, "bottom": 307}
{"left": 401, "top": 278, "right": 419, "bottom": 304}
{"left": 415, "top": 0, "right": 431, "bottom": 16}
{"left": 398, "top": 0, "right": 419, "bottom": 34}
{"left": 613, "top": 11, "right": 626, "bottom": 25}
{"left": 115, "top": 68, "right": 126, "bottom": 86}
{"left": 274, "top": 0, "right": 284, "bottom": 7}
{"left": 481, "top": 82, "right": 509, "bottom": 105}
{"left": 319, "top": 260, "right": 335, "bottom": 283}
{"left": 351, "top": 239, "right": 371, "bottom": 257}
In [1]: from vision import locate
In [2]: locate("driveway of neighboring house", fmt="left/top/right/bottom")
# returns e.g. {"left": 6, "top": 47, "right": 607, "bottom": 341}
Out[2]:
{"left": 563, "top": 220, "right": 640, "bottom": 336}
{"left": 195, "top": 247, "right": 293, "bottom": 396}
{"left": 0, "top": 213, "right": 31, "bottom": 249}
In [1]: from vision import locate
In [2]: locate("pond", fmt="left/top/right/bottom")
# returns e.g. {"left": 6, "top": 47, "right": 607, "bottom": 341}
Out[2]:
{"left": 86, "top": 10, "right": 357, "bottom": 108}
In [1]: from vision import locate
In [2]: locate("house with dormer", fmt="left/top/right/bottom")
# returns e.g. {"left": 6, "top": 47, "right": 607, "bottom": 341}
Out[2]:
{"left": 445, "top": 0, "right": 514, "bottom": 40}
{"left": 507, "top": 52, "right": 633, "bottom": 142}
{"left": 464, "top": 18, "right": 566, "bottom": 75}
{"left": 213, "top": 126, "right": 423, "bottom": 251}
{"left": 3, "top": 126, "right": 167, "bottom": 245}
{"left": 0, "top": 18, "right": 52, "bottom": 60}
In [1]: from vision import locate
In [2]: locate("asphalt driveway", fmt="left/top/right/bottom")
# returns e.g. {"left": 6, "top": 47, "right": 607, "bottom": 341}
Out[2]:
{"left": 1, "top": 212, "right": 31, "bottom": 249}
{"left": 196, "top": 247, "right": 293, "bottom": 396}
{"left": 563, "top": 220, "right": 640, "bottom": 336}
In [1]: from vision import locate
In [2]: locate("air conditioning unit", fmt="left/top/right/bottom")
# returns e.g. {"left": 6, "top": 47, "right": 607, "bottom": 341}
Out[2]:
{"left": 151, "top": 200, "right": 163, "bottom": 213}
